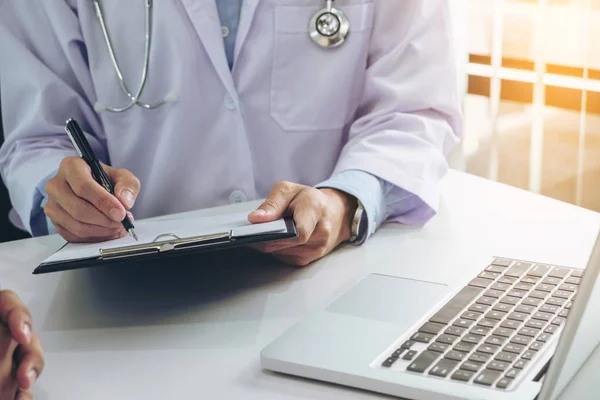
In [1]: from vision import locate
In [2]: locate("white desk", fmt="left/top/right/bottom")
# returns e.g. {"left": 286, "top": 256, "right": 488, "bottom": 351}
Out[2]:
{"left": 2, "top": 170, "right": 598, "bottom": 400}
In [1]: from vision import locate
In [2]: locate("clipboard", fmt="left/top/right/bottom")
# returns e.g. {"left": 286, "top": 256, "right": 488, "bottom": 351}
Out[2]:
{"left": 33, "top": 217, "right": 297, "bottom": 275}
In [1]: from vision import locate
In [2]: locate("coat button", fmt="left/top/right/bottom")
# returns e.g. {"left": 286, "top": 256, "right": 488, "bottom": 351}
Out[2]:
{"left": 224, "top": 95, "right": 237, "bottom": 110}
{"left": 229, "top": 190, "right": 247, "bottom": 204}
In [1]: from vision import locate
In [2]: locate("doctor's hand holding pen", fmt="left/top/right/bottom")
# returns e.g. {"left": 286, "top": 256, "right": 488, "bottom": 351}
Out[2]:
{"left": 44, "top": 156, "right": 140, "bottom": 243}
{"left": 0, "top": 290, "right": 44, "bottom": 400}
{"left": 249, "top": 181, "right": 358, "bottom": 267}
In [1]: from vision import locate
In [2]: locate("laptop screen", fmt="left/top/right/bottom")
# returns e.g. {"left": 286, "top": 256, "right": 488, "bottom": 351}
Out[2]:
{"left": 538, "top": 229, "right": 600, "bottom": 399}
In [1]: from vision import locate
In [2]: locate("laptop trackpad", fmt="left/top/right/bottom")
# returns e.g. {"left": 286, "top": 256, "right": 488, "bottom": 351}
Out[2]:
{"left": 326, "top": 274, "right": 448, "bottom": 327}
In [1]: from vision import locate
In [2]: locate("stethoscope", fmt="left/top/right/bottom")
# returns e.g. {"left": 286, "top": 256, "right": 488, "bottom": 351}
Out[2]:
{"left": 92, "top": 0, "right": 350, "bottom": 113}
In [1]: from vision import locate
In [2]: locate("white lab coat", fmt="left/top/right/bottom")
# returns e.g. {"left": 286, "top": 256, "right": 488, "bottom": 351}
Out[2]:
{"left": 0, "top": 0, "right": 461, "bottom": 232}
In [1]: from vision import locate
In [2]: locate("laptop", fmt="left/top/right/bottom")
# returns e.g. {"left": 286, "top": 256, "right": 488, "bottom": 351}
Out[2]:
{"left": 261, "top": 232, "right": 600, "bottom": 399}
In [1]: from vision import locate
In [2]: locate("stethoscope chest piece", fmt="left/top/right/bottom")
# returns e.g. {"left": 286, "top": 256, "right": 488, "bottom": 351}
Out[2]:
{"left": 309, "top": 0, "right": 350, "bottom": 48}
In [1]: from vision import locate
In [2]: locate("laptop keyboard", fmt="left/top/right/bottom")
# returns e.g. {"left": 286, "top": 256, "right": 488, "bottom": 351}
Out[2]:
{"left": 380, "top": 258, "right": 582, "bottom": 390}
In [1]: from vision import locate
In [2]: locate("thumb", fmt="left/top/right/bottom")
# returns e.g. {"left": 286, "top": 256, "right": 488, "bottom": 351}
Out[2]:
{"left": 103, "top": 164, "right": 141, "bottom": 209}
{"left": 248, "top": 181, "right": 300, "bottom": 223}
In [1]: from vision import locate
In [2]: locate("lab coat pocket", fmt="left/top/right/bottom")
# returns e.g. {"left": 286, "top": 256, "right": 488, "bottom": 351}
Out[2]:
{"left": 271, "top": 3, "right": 374, "bottom": 132}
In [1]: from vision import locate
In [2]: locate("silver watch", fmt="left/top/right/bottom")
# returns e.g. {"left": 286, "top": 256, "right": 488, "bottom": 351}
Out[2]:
{"left": 349, "top": 200, "right": 365, "bottom": 243}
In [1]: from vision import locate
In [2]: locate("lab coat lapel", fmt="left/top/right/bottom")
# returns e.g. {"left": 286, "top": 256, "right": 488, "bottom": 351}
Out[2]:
{"left": 233, "top": 0, "right": 262, "bottom": 63}
{"left": 178, "top": 0, "right": 236, "bottom": 95}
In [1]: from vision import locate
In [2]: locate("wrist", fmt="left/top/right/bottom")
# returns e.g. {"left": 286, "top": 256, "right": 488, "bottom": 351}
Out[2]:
{"left": 319, "top": 188, "right": 358, "bottom": 242}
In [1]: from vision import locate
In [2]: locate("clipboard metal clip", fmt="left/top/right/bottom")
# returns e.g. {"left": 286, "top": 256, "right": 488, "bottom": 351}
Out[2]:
{"left": 99, "top": 231, "right": 233, "bottom": 260}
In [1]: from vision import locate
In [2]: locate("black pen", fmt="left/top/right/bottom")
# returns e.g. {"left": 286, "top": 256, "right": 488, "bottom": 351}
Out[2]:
{"left": 64, "top": 118, "right": 138, "bottom": 241}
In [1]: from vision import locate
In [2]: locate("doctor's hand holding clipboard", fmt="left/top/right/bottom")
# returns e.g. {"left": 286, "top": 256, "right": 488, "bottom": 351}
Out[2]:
{"left": 0, "top": 0, "right": 461, "bottom": 266}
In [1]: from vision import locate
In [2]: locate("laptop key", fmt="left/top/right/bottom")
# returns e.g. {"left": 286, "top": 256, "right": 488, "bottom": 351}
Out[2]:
{"left": 477, "top": 318, "right": 499, "bottom": 328}
{"left": 454, "top": 342, "right": 476, "bottom": 353}
{"left": 552, "top": 317, "right": 565, "bottom": 326}
{"left": 559, "top": 283, "right": 577, "bottom": 292}
{"left": 528, "top": 264, "right": 551, "bottom": 277}
{"left": 491, "top": 282, "right": 511, "bottom": 291}
{"left": 493, "top": 303, "right": 513, "bottom": 312}
{"left": 407, "top": 351, "right": 440, "bottom": 373}
{"left": 428, "top": 342, "right": 450, "bottom": 353}
{"left": 460, "top": 311, "right": 481, "bottom": 321}
{"left": 565, "top": 301, "right": 573, "bottom": 309}
{"left": 495, "top": 351, "right": 518, "bottom": 363}
{"left": 554, "top": 290, "right": 571, "bottom": 299}
{"left": 503, "top": 343, "right": 525, "bottom": 354}
{"left": 477, "top": 344, "right": 499, "bottom": 354}
{"left": 500, "top": 319, "right": 521, "bottom": 329}
{"left": 530, "top": 341, "right": 545, "bottom": 351}
{"left": 549, "top": 267, "right": 570, "bottom": 279}
{"left": 445, "top": 350, "right": 468, "bottom": 362}
{"left": 391, "top": 348, "right": 406, "bottom": 358}
{"left": 529, "top": 291, "right": 549, "bottom": 300}
{"left": 521, "top": 276, "right": 540, "bottom": 285}
{"left": 460, "top": 360, "right": 484, "bottom": 372}
{"left": 477, "top": 296, "right": 497, "bottom": 306}
{"left": 522, "top": 350, "right": 535, "bottom": 360}
{"left": 514, "top": 359, "right": 528, "bottom": 369}
{"left": 474, "top": 369, "right": 502, "bottom": 386}
{"left": 469, "top": 278, "right": 494, "bottom": 289}
{"left": 479, "top": 271, "right": 501, "bottom": 280}
{"left": 436, "top": 335, "right": 458, "bottom": 345}
{"left": 470, "top": 326, "right": 491, "bottom": 336}
{"left": 522, "top": 297, "right": 543, "bottom": 306}
{"left": 493, "top": 327, "right": 514, "bottom": 338}
{"left": 382, "top": 357, "right": 398, "bottom": 367}
{"left": 515, "top": 305, "right": 535, "bottom": 314}
{"left": 410, "top": 332, "right": 435, "bottom": 343}
{"left": 492, "top": 258, "right": 512, "bottom": 267}
{"left": 507, "top": 290, "right": 527, "bottom": 299}
{"left": 532, "top": 312, "right": 553, "bottom": 322}
{"left": 505, "top": 368, "right": 521, "bottom": 379}
{"left": 451, "top": 369, "right": 475, "bottom": 382}
{"left": 496, "top": 377, "right": 513, "bottom": 389}
{"left": 505, "top": 262, "right": 531, "bottom": 278}
{"left": 403, "top": 350, "right": 418, "bottom": 360}
{"left": 469, "top": 352, "right": 491, "bottom": 363}
{"left": 543, "top": 277, "right": 563, "bottom": 285}
{"left": 507, "top": 312, "right": 528, "bottom": 322}
{"left": 511, "top": 335, "right": 533, "bottom": 346}
{"left": 514, "top": 282, "right": 534, "bottom": 291}
{"left": 539, "top": 304, "right": 559, "bottom": 314}
{"left": 535, "top": 283, "right": 556, "bottom": 293}
{"left": 488, "top": 360, "right": 510, "bottom": 371}
{"left": 565, "top": 277, "right": 580, "bottom": 285}
{"left": 485, "top": 311, "right": 507, "bottom": 320}
{"left": 401, "top": 340, "right": 415, "bottom": 349}
{"left": 462, "top": 334, "right": 484, "bottom": 344}
{"left": 546, "top": 297, "right": 567, "bottom": 306}
{"left": 498, "top": 276, "right": 517, "bottom": 284}
{"left": 537, "top": 333, "right": 551, "bottom": 342}
{"left": 525, "top": 320, "right": 545, "bottom": 329}
{"left": 518, "top": 327, "right": 540, "bottom": 337}
{"left": 429, "top": 286, "right": 483, "bottom": 324}
{"left": 499, "top": 296, "right": 520, "bottom": 306}
{"left": 419, "top": 322, "right": 446, "bottom": 335}
{"left": 429, "top": 359, "right": 459, "bottom": 377}
{"left": 485, "top": 336, "right": 507, "bottom": 346}
{"left": 484, "top": 289, "right": 503, "bottom": 299}
{"left": 570, "top": 269, "right": 584, "bottom": 278}
{"left": 445, "top": 326, "right": 467, "bottom": 336}
{"left": 558, "top": 309, "right": 569, "bottom": 318}
{"left": 469, "top": 303, "right": 490, "bottom": 313}
{"left": 453, "top": 319, "right": 475, "bottom": 329}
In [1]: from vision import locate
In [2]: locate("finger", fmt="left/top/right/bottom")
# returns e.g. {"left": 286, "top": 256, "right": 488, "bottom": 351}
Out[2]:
{"left": 248, "top": 181, "right": 301, "bottom": 223}
{"left": 45, "top": 202, "right": 126, "bottom": 242}
{"left": 16, "top": 390, "right": 33, "bottom": 400}
{"left": 0, "top": 291, "right": 31, "bottom": 346}
{"left": 45, "top": 179, "right": 122, "bottom": 228}
{"left": 14, "top": 335, "right": 44, "bottom": 391}
{"left": 53, "top": 222, "right": 126, "bottom": 243}
{"left": 61, "top": 158, "right": 126, "bottom": 222}
{"left": 105, "top": 165, "right": 141, "bottom": 209}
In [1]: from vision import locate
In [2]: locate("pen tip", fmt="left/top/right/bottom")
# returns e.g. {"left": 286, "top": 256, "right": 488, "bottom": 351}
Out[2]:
{"left": 129, "top": 228, "right": 139, "bottom": 241}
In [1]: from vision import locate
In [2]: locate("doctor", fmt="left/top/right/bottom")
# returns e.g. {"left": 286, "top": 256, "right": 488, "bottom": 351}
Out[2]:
{"left": 0, "top": 0, "right": 460, "bottom": 266}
